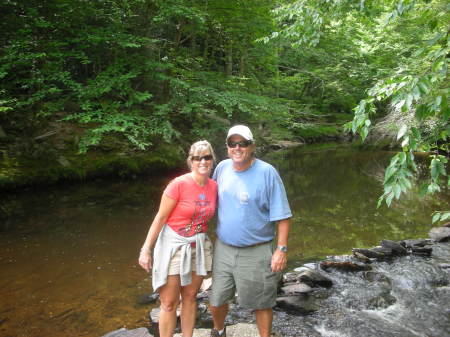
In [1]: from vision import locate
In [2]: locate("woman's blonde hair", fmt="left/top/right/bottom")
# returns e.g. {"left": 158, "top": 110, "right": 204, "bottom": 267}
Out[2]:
{"left": 186, "top": 140, "right": 216, "bottom": 169}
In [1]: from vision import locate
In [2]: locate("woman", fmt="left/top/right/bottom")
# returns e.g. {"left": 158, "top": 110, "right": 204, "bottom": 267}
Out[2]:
{"left": 138, "top": 140, "right": 217, "bottom": 337}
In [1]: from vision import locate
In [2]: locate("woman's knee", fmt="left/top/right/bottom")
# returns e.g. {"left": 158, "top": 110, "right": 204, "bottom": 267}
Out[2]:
{"left": 160, "top": 299, "right": 179, "bottom": 312}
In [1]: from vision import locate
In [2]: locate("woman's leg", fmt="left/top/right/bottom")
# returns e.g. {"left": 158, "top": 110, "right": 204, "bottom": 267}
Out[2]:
{"left": 158, "top": 275, "right": 181, "bottom": 337}
{"left": 179, "top": 272, "right": 204, "bottom": 337}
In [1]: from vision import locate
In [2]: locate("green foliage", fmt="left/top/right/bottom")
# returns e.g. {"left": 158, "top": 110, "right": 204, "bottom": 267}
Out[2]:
{"left": 432, "top": 211, "right": 450, "bottom": 224}
{"left": 269, "top": 0, "right": 449, "bottom": 222}
{"left": 347, "top": 1, "right": 449, "bottom": 209}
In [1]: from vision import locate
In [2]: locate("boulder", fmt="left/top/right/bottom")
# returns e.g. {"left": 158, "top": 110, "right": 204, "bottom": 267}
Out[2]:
{"left": 320, "top": 261, "right": 371, "bottom": 272}
{"left": 283, "top": 272, "right": 301, "bottom": 283}
{"left": 353, "top": 251, "right": 372, "bottom": 263}
{"left": 371, "top": 247, "right": 393, "bottom": 256}
{"left": 401, "top": 239, "right": 432, "bottom": 248}
{"left": 275, "top": 295, "right": 318, "bottom": 314}
{"left": 280, "top": 283, "right": 313, "bottom": 294}
{"left": 381, "top": 240, "right": 408, "bottom": 256}
{"left": 429, "top": 227, "right": 450, "bottom": 242}
{"left": 411, "top": 246, "right": 433, "bottom": 256}
{"left": 352, "top": 248, "right": 387, "bottom": 260}
{"left": 363, "top": 271, "right": 392, "bottom": 286}
{"left": 298, "top": 269, "right": 333, "bottom": 288}
{"left": 367, "top": 292, "right": 397, "bottom": 310}
{"left": 136, "top": 293, "right": 159, "bottom": 305}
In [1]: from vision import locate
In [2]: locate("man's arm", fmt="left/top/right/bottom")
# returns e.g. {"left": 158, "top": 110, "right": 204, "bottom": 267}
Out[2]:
{"left": 271, "top": 218, "right": 290, "bottom": 272}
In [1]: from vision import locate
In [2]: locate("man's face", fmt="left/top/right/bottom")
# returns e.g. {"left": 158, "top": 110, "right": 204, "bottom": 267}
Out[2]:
{"left": 227, "top": 135, "right": 254, "bottom": 170}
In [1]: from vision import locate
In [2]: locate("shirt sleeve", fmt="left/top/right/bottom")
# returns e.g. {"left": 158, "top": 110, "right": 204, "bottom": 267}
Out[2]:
{"left": 268, "top": 166, "right": 292, "bottom": 221}
{"left": 163, "top": 178, "right": 181, "bottom": 201}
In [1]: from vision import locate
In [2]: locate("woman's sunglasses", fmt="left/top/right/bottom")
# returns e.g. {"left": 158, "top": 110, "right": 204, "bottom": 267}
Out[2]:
{"left": 227, "top": 140, "right": 252, "bottom": 148}
{"left": 191, "top": 154, "right": 213, "bottom": 161}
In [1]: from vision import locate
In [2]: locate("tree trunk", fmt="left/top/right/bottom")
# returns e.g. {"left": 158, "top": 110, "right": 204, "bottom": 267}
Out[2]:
{"left": 239, "top": 49, "right": 247, "bottom": 77}
{"left": 226, "top": 42, "right": 233, "bottom": 76}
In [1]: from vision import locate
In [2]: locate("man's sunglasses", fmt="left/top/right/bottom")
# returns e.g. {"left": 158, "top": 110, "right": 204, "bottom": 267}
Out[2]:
{"left": 227, "top": 140, "right": 253, "bottom": 148}
{"left": 191, "top": 154, "right": 213, "bottom": 161}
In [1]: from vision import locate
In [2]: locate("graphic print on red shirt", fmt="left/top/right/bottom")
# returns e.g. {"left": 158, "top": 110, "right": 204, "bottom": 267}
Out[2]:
{"left": 163, "top": 174, "right": 217, "bottom": 237}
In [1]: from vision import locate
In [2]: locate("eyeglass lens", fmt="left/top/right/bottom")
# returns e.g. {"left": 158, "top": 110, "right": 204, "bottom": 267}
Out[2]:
{"left": 192, "top": 154, "right": 213, "bottom": 161}
{"left": 227, "top": 140, "right": 252, "bottom": 148}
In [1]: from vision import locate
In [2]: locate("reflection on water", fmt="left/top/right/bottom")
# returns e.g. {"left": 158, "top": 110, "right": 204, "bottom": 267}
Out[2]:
{"left": 0, "top": 145, "right": 448, "bottom": 336}
{"left": 268, "top": 145, "right": 449, "bottom": 267}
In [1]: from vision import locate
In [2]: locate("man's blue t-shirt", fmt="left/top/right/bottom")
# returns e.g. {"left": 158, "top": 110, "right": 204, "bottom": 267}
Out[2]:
{"left": 212, "top": 158, "right": 292, "bottom": 247}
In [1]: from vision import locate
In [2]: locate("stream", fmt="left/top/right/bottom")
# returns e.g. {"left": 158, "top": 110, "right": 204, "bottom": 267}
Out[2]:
{"left": 0, "top": 144, "right": 449, "bottom": 336}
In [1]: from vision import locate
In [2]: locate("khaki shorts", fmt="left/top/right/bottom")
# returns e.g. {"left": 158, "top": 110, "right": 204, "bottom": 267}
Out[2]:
{"left": 168, "top": 237, "right": 213, "bottom": 275}
{"left": 209, "top": 239, "right": 280, "bottom": 310}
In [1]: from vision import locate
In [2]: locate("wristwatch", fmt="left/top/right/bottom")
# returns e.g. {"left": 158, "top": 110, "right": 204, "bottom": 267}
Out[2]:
{"left": 277, "top": 245, "right": 288, "bottom": 253}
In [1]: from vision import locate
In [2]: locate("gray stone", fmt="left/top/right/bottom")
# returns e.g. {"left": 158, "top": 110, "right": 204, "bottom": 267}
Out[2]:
{"left": 352, "top": 248, "right": 385, "bottom": 259}
{"left": 353, "top": 251, "right": 371, "bottom": 263}
{"left": 173, "top": 323, "right": 282, "bottom": 337}
{"left": 276, "top": 295, "right": 318, "bottom": 314}
{"left": 429, "top": 227, "right": 450, "bottom": 242}
{"left": 401, "top": 238, "right": 432, "bottom": 248}
{"left": 363, "top": 271, "right": 392, "bottom": 286}
{"left": 298, "top": 269, "right": 333, "bottom": 288}
{"left": 137, "top": 293, "right": 159, "bottom": 305}
{"left": 320, "top": 260, "right": 371, "bottom": 272}
{"left": 371, "top": 247, "right": 393, "bottom": 257}
{"left": 411, "top": 246, "right": 432, "bottom": 256}
{"left": 282, "top": 272, "right": 301, "bottom": 283}
{"left": 281, "top": 283, "right": 313, "bottom": 294}
{"left": 101, "top": 327, "right": 153, "bottom": 337}
{"left": 381, "top": 240, "right": 408, "bottom": 256}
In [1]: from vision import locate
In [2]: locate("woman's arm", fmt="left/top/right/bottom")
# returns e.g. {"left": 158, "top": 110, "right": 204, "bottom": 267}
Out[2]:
{"left": 138, "top": 194, "right": 177, "bottom": 272}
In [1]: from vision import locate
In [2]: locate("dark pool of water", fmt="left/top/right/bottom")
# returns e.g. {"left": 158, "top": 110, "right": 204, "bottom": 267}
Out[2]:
{"left": 0, "top": 144, "right": 448, "bottom": 336}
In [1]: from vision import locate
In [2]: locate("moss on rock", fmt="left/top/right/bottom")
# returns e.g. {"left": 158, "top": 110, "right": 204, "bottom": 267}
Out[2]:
{"left": 0, "top": 144, "right": 184, "bottom": 190}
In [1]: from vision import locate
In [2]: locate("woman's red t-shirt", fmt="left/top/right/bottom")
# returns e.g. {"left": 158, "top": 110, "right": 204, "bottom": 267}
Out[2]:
{"left": 164, "top": 173, "right": 217, "bottom": 237}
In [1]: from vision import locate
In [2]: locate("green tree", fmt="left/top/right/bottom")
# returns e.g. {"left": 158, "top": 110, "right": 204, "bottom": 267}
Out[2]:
{"left": 270, "top": 0, "right": 449, "bottom": 222}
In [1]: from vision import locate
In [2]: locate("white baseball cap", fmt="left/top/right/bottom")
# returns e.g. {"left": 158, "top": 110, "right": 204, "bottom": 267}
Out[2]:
{"left": 226, "top": 125, "right": 254, "bottom": 141}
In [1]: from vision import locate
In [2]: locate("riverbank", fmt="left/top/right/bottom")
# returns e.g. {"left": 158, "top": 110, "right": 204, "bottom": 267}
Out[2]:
{"left": 0, "top": 144, "right": 184, "bottom": 191}
{"left": 0, "top": 119, "right": 348, "bottom": 191}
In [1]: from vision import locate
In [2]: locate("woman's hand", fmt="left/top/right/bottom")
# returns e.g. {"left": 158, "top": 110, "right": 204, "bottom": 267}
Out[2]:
{"left": 139, "top": 248, "right": 152, "bottom": 272}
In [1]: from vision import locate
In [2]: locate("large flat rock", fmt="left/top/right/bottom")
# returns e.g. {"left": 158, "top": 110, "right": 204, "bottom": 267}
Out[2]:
{"left": 174, "top": 323, "right": 273, "bottom": 337}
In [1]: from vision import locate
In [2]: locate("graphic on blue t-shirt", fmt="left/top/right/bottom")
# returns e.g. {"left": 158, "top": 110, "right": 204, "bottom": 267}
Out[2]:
{"left": 238, "top": 190, "right": 249, "bottom": 204}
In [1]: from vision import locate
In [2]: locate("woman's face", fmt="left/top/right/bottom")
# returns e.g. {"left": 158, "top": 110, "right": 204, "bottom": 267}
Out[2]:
{"left": 190, "top": 150, "right": 213, "bottom": 176}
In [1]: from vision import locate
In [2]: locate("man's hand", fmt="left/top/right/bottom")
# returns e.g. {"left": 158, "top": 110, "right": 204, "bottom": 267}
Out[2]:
{"left": 271, "top": 249, "right": 287, "bottom": 272}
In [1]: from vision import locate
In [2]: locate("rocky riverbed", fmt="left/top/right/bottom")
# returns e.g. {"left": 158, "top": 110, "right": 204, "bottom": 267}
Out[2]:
{"left": 102, "top": 224, "right": 450, "bottom": 337}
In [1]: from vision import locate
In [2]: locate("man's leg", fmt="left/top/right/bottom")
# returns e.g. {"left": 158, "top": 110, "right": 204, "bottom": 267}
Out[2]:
{"left": 210, "top": 303, "right": 229, "bottom": 331}
{"left": 209, "top": 240, "right": 236, "bottom": 336}
{"left": 255, "top": 308, "right": 273, "bottom": 337}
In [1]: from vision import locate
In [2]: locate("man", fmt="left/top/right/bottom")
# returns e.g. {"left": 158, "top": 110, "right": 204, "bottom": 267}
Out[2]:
{"left": 210, "top": 125, "right": 292, "bottom": 337}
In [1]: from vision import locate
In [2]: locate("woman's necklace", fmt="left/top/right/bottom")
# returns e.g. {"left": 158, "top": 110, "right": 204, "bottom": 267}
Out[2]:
{"left": 190, "top": 172, "right": 207, "bottom": 187}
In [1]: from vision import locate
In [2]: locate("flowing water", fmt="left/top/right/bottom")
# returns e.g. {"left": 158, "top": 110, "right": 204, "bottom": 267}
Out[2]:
{"left": 0, "top": 144, "right": 449, "bottom": 337}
